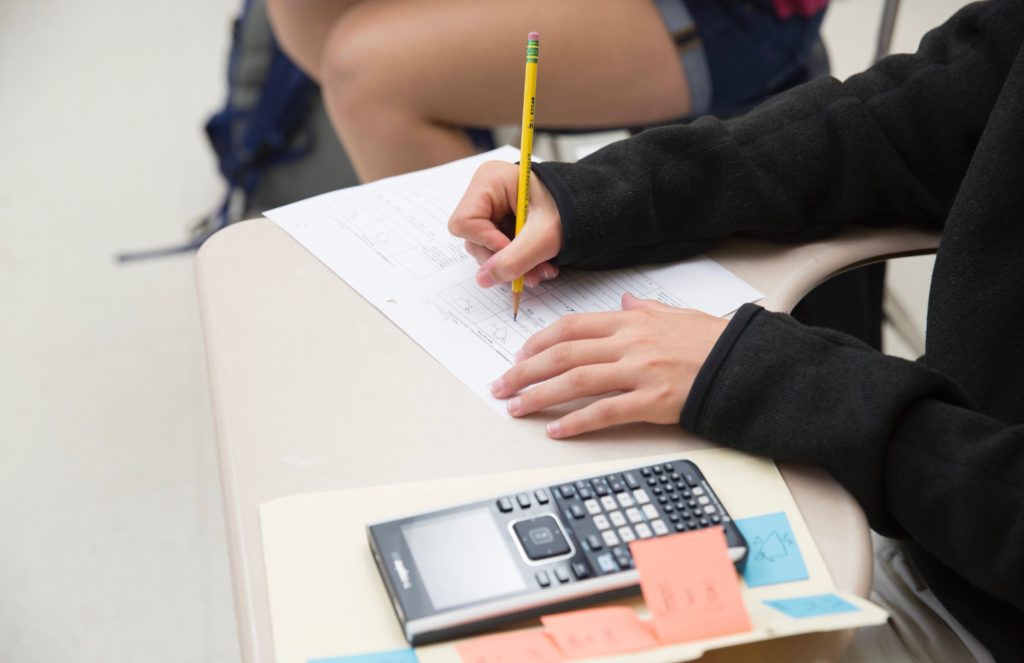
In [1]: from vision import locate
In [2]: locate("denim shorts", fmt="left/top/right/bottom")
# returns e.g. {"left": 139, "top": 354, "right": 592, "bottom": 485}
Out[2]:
{"left": 652, "top": 0, "right": 827, "bottom": 117}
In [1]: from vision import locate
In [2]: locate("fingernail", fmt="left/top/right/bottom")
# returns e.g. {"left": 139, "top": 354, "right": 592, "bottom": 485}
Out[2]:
{"left": 542, "top": 266, "right": 558, "bottom": 280}
{"left": 489, "top": 379, "right": 503, "bottom": 395}
{"left": 477, "top": 268, "right": 495, "bottom": 287}
{"left": 547, "top": 420, "right": 562, "bottom": 438}
{"left": 508, "top": 397, "right": 522, "bottom": 416}
{"left": 525, "top": 276, "right": 539, "bottom": 288}
{"left": 514, "top": 348, "right": 525, "bottom": 361}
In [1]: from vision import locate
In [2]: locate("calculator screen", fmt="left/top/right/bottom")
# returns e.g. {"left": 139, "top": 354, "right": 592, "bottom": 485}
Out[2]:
{"left": 402, "top": 508, "right": 527, "bottom": 610}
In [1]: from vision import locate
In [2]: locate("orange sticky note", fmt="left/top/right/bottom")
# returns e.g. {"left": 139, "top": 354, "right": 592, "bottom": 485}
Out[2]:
{"left": 541, "top": 606, "right": 658, "bottom": 657}
{"left": 455, "top": 630, "right": 565, "bottom": 663}
{"left": 630, "top": 528, "right": 752, "bottom": 643}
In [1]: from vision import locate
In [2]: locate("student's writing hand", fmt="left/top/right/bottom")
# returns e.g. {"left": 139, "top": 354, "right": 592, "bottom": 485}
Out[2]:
{"left": 448, "top": 161, "right": 562, "bottom": 289}
{"left": 489, "top": 293, "right": 728, "bottom": 438}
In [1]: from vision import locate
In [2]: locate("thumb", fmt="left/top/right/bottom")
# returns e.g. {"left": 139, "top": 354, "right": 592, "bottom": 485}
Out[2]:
{"left": 480, "top": 219, "right": 558, "bottom": 284}
{"left": 621, "top": 292, "right": 676, "bottom": 311}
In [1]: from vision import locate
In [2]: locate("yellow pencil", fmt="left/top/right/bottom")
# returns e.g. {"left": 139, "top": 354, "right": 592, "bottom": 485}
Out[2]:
{"left": 512, "top": 31, "right": 539, "bottom": 321}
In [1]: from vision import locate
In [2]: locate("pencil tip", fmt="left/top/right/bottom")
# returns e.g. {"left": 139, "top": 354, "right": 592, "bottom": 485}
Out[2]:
{"left": 513, "top": 312, "right": 518, "bottom": 321}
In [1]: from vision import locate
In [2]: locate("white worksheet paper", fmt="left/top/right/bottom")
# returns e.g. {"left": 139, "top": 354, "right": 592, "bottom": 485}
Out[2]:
{"left": 265, "top": 147, "right": 763, "bottom": 415}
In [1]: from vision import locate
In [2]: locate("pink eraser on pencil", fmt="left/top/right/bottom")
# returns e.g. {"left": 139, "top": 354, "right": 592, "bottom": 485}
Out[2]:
{"left": 528, "top": 31, "right": 539, "bottom": 40}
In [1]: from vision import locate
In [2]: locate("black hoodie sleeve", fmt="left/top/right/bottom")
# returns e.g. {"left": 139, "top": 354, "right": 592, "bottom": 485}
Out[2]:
{"left": 531, "top": 1, "right": 1024, "bottom": 269}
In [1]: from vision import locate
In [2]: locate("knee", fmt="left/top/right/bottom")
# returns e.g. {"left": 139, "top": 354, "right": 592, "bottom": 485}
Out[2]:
{"left": 265, "top": 0, "right": 325, "bottom": 75}
{"left": 320, "top": 8, "right": 393, "bottom": 124}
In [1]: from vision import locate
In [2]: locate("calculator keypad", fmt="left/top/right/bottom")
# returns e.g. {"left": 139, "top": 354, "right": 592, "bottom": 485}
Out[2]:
{"left": 492, "top": 459, "right": 734, "bottom": 588}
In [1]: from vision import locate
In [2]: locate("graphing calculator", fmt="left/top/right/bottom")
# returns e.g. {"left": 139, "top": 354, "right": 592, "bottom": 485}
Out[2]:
{"left": 367, "top": 458, "right": 748, "bottom": 645}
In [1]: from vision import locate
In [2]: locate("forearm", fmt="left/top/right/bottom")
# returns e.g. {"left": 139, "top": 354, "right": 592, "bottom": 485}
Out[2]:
{"left": 685, "top": 305, "right": 1024, "bottom": 610}
{"left": 533, "top": 0, "right": 1022, "bottom": 268}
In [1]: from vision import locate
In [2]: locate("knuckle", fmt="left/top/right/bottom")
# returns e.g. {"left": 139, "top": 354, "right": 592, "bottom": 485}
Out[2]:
{"left": 550, "top": 342, "right": 573, "bottom": 366}
{"left": 595, "top": 398, "right": 617, "bottom": 423}
{"left": 558, "top": 315, "right": 580, "bottom": 340}
{"left": 568, "top": 367, "right": 589, "bottom": 390}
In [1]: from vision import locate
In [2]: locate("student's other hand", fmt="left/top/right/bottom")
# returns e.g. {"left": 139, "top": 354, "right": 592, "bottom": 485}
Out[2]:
{"left": 448, "top": 161, "right": 562, "bottom": 289}
{"left": 489, "top": 293, "right": 728, "bottom": 438}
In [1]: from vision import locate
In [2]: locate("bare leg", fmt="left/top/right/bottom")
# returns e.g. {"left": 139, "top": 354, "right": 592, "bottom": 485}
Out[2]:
{"left": 266, "top": 0, "right": 360, "bottom": 79}
{"left": 321, "top": 0, "right": 693, "bottom": 181}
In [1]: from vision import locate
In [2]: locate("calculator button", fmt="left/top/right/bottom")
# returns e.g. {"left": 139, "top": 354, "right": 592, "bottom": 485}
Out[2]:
{"left": 682, "top": 470, "right": 699, "bottom": 487}
{"left": 711, "top": 515, "right": 721, "bottom": 524}
{"left": 698, "top": 496, "right": 710, "bottom": 506}
{"left": 609, "top": 478, "right": 627, "bottom": 493}
{"left": 613, "top": 547, "right": 633, "bottom": 569}
{"left": 674, "top": 522, "right": 686, "bottom": 532}
{"left": 497, "top": 497, "right": 513, "bottom": 513}
{"left": 559, "top": 485, "right": 576, "bottom": 499}
{"left": 578, "top": 487, "right": 594, "bottom": 500}
{"left": 624, "top": 472, "right": 641, "bottom": 489}
{"left": 602, "top": 530, "right": 620, "bottom": 547}
{"left": 634, "top": 523, "right": 653, "bottom": 539}
{"left": 600, "top": 496, "right": 618, "bottom": 512}
{"left": 669, "top": 513, "right": 680, "bottom": 522}
{"left": 534, "top": 489, "right": 550, "bottom": 504}
{"left": 586, "top": 534, "right": 603, "bottom": 550}
{"left": 651, "top": 519, "right": 669, "bottom": 536}
{"left": 646, "top": 477, "right": 658, "bottom": 487}
{"left": 657, "top": 496, "right": 669, "bottom": 505}
{"left": 569, "top": 504, "right": 586, "bottom": 519}
{"left": 692, "top": 487, "right": 705, "bottom": 496}
{"left": 663, "top": 504, "right": 674, "bottom": 513}
{"left": 669, "top": 471, "right": 680, "bottom": 481}
{"left": 593, "top": 514, "right": 611, "bottom": 530}
{"left": 659, "top": 475, "right": 671, "bottom": 484}
{"left": 652, "top": 486, "right": 663, "bottom": 495}
{"left": 553, "top": 567, "right": 570, "bottom": 583}
{"left": 575, "top": 480, "right": 591, "bottom": 491}
{"left": 675, "top": 481, "right": 687, "bottom": 492}
{"left": 616, "top": 493, "right": 635, "bottom": 508}
{"left": 513, "top": 516, "right": 572, "bottom": 560}
{"left": 617, "top": 526, "right": 637, "bottom": 543}
{"left": 686, "top": 519, "right": 698, "bottom": 529}
{"left": 699, "top": 517, "right": 710, "bottom": 527}
{"left": 596, "top": 553, "right": 618, "bottom": 574}
{"left": 687, "top": 499, "right": 697, "bottom": 508}
{"left": 517, "top": 493, "right": 531, "bottom": 509}
{"left": 703, "top": 505, "right": 717, "bottom": 515}
{"left": 681, "top": 488, "right": 692, "bottom": 498}
{"left": 653, "top": 465, "right": 664, "bottom": 474}
{"left": 609, "top": 511, "right": 627, "bottom": 527}
{"left": 572, "top": 561, "right": 591, "bottom": 579}
{"left": 641, "top": 467, "right": 652, "bottom": 477}
{"left": 584, "top": 499, "right": 602, "bottom": 515}
{"left": 642, "top": 504, "right": 659, "bottom": 520}
{"left": 593, "top": 480, "right": 610, "bottom": 497}
{"left": 625, "top": 508, "right": 644, "bottom": 524}
{"left": 633, "top": 489, "right": 650, "bottom": 505}
{"left": 535, "top": 571, "right": 551, "bottom": 587}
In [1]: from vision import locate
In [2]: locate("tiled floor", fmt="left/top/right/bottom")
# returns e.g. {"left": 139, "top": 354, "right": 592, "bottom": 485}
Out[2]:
{"left": 0, "top": 1, "right": 972, "bottom": 662}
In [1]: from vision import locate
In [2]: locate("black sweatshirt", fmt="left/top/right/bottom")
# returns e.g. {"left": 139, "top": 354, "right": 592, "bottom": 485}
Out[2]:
{"left": 531, "top": 1, "right": 1024, "bottom": 659}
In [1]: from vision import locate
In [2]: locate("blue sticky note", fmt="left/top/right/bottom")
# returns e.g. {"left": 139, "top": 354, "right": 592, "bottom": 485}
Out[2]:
{"left": 735, "top": 511, "right": 809, "bottom": 587}
{"left": 309, "top": 649, "right": 419, "bottom": 663}
{"left": 764, "top": 593, "right": 859, "bottom": 619}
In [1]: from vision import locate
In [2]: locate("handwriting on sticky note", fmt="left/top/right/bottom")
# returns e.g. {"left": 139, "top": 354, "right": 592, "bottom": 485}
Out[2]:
{"left": 630, "top": 528, "right": 751, "bottom": 643}
{"left": 764, "top": 593, "right": 859, "bottom": 619}
{"left": 309, "top": 648, "right": 419, "bottom": 663}
{"left": 540, "top": 606, "right": 657, "bottom": 657}
{"left": 735, "top": 512, "right": 809, "bottom": 587}
{"left": 455, "top": 630, "right": 565, "bottom": 663}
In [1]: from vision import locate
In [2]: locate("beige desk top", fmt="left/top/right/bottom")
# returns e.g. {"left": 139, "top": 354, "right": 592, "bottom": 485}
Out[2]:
{"left": 195, "top": 218, "right": 939, "bottom": 663}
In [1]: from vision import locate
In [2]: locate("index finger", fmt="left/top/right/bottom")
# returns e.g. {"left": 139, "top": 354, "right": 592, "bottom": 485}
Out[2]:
{"left": 517, "top": 312, "right": 624, "bottom": 362}
{"left": 447, "top": 161, "right": 518, "bottom": 251}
